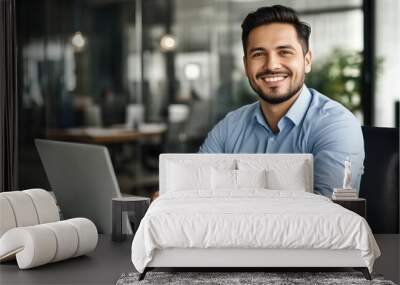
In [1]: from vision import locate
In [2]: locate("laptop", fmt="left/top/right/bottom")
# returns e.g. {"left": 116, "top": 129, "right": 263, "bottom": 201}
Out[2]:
{"left": 35, "top": 139, "right": 132, "bottom": 234}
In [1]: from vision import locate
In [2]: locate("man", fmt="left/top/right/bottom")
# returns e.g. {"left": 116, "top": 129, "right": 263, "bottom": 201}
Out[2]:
{"left": 199, "top": 5, "right": 364, "bottom": 197}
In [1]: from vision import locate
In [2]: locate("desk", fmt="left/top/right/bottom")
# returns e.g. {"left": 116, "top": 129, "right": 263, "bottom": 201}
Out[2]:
{"left": 47, "top": 126, "right": 166, "bottom": 145}
{"left": 47, "top": 126, "right": 165, "bottom": 192}
{"left": 1, "top": 235, "right": 398, "bottom": 284}
{"left": 0, "top": 235, "right": 133, "bottom": 285}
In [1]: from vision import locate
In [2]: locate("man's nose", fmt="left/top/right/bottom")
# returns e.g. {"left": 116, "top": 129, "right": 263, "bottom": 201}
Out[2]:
{"left": 264, "top": 54, "right": 281, "bottom": 70}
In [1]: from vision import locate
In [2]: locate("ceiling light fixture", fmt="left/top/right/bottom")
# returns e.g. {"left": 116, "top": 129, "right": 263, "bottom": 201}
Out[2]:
{"left": 184, "top": 63, "right": 201, "bottom": 80}
{"left": 160, "top": 34, "right": 177, "bottom": 52}
{"left": 71, "top": 31, "right": 86, "bottom": 51}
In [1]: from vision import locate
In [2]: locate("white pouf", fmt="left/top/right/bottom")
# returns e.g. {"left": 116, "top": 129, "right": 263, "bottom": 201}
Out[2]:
{"left": 0, "top": 196, "right": 17, "bottom": 237}
{"left": 24, "top": 188, "right": 60, "bottom": 223}
{"left": 0, "top": 218, "right": 98, "bottom": 269}
{"left": 0, "top": 189, "right": 60, "bottom": 237}
{"left": 0, "top": 189, "right": 98, "bottom": 269}
{"left": 1, "top": 191, "right": 40, "bottom": 227}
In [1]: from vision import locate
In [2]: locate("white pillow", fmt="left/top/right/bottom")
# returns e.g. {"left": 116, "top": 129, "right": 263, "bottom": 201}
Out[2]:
{"left": 266, "top": 163, "right": 307, "bottom": 191}
{"left": 211, "top": 169, "right": 267, "bottom": 190}
{"left": 167, "top": 162, "right": 211, "bottom": 191}
{"left": 211, "top": 168, "right": 236, "bottom": 190}
{"left": 236, "top": 169, "right": 267, "bottom": 188}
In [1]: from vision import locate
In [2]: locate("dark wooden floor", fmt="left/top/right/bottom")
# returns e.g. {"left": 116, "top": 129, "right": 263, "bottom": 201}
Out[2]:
{"left": 0, "top": 235, "right": 398, "bottom": 285}
{"left": 0, "top": 235, "right": 134, "bottom": 285}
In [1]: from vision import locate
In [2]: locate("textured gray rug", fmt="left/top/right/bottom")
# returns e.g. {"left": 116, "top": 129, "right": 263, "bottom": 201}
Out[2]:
{"left": 116, "top": 271, "right": 396, "bottom": 285}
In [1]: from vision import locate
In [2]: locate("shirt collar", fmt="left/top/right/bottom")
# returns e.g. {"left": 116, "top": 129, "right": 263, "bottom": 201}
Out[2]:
{"left": 284, "top": 85, "right": 311, "bottom": 126}
{"left": 254, "top": 102, "right": 270, "bottom": 130}
{"left": 253, "top": 85, "right": 312, "bottom": 129}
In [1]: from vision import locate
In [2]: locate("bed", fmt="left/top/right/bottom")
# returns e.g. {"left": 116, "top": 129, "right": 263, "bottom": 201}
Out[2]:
{"left": 131, "top": 154, "right": 380, "bottom": 280}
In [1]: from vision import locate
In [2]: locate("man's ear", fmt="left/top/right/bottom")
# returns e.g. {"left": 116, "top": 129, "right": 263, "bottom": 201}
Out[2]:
{"left": 304, "top": 50, "right": 312, "bottom": 74}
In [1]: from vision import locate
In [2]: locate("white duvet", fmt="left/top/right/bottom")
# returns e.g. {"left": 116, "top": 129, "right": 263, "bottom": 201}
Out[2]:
{"left": 131, "top": 190, "right": 380, "bottom": 273}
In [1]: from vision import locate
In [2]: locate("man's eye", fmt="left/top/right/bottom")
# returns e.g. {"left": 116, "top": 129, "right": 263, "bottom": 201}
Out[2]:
{"left": 280, "top": 50, "right": 293, "bottom": 56}
{"left": 252, "top": 52, "right": 263, "bottom": 58}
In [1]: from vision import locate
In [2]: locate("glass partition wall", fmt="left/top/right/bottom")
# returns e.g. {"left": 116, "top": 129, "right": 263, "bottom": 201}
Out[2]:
{"left": 17, "top": 0, "right": 141, "bottom": 192}
{"left": 19, "top": 0, "right": 393, "bottom": 197}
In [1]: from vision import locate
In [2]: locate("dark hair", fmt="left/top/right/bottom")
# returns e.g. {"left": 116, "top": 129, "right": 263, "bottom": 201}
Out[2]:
{"left": 241, "top": 5, "right": 311, "bottom": 55}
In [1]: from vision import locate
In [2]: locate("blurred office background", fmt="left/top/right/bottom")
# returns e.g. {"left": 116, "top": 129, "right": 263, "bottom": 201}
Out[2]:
{"left": 16, "top": 0, "right": 399, "bottom": 197}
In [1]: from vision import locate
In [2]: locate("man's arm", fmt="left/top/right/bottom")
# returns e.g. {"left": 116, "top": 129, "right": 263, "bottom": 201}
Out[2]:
{"left": 311, "top": 114, "right": 364, "bottom": 197}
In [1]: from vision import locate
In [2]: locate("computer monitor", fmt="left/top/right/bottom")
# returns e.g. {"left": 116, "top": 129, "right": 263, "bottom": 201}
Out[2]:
{"left": 35, "top": 139, "right": 131, "bottom": 234}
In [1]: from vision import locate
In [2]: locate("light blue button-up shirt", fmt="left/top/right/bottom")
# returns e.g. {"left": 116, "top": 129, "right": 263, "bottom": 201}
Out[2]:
{"left": 199, "top": 85, "right": 364, "bottom": 197}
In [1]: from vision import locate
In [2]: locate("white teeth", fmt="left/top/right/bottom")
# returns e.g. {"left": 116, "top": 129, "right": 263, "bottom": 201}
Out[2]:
{"left": 263, "top": 76, "right": 285, "bottom": 82}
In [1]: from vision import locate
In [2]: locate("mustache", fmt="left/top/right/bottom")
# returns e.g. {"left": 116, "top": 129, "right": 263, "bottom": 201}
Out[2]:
{"left": 256, "top": 69, "right": 290, "bottom": 80}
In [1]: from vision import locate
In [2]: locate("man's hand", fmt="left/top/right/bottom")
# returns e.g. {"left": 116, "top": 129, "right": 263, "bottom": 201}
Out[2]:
{"left": 150, "top": 191, "right": 159, "bottom": 202}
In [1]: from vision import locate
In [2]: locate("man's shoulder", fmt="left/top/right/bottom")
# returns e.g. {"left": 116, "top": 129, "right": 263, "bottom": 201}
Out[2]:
{"left": 198, "top": 101, "right": 259, "bottom": 153}
{"left": 307, "top": 88, "right": 359, "bottom": 125}
{"left": 305, "top": 88, "right": 363, "bottom": 149}
{"left": 220, "top": 101, "right": 259, "bottom": 124}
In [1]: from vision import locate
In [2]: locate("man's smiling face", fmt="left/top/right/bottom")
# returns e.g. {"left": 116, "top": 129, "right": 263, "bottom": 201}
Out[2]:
{"left": 244, "top": 23, "right": 312, "bottom": 104}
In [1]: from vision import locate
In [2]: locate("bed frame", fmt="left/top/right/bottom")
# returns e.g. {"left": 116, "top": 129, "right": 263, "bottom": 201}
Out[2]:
{"left": 139, "top": 248, "right": 371, "bottom": 280}
{"left": 138, "top": 154, "right": 372, "bottom": 281}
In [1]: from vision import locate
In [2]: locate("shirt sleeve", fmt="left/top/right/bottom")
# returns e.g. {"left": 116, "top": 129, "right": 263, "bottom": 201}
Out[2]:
{"left": 198, "top": 118, "right": 228, "bottom": 153}
{"left": 311, "top": 112, "right": 365, "bottom": 197}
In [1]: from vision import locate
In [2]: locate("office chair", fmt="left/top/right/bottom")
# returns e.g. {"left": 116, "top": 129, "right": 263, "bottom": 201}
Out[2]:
{"left": 359, "top": 126, "right": 399, "bottom": 233}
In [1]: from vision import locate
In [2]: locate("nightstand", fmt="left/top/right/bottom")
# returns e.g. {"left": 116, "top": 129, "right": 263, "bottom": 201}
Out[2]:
{"left": 332, "top": 198, "right": 366, "bottom": 218}
{"left": 112, "top": 196, "right": 150, "bottom": 242}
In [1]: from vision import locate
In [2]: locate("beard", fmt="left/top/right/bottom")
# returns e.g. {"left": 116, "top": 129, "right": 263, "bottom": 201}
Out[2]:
{"left": 248, "top": 73, "right": 304, "bottom": 105}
